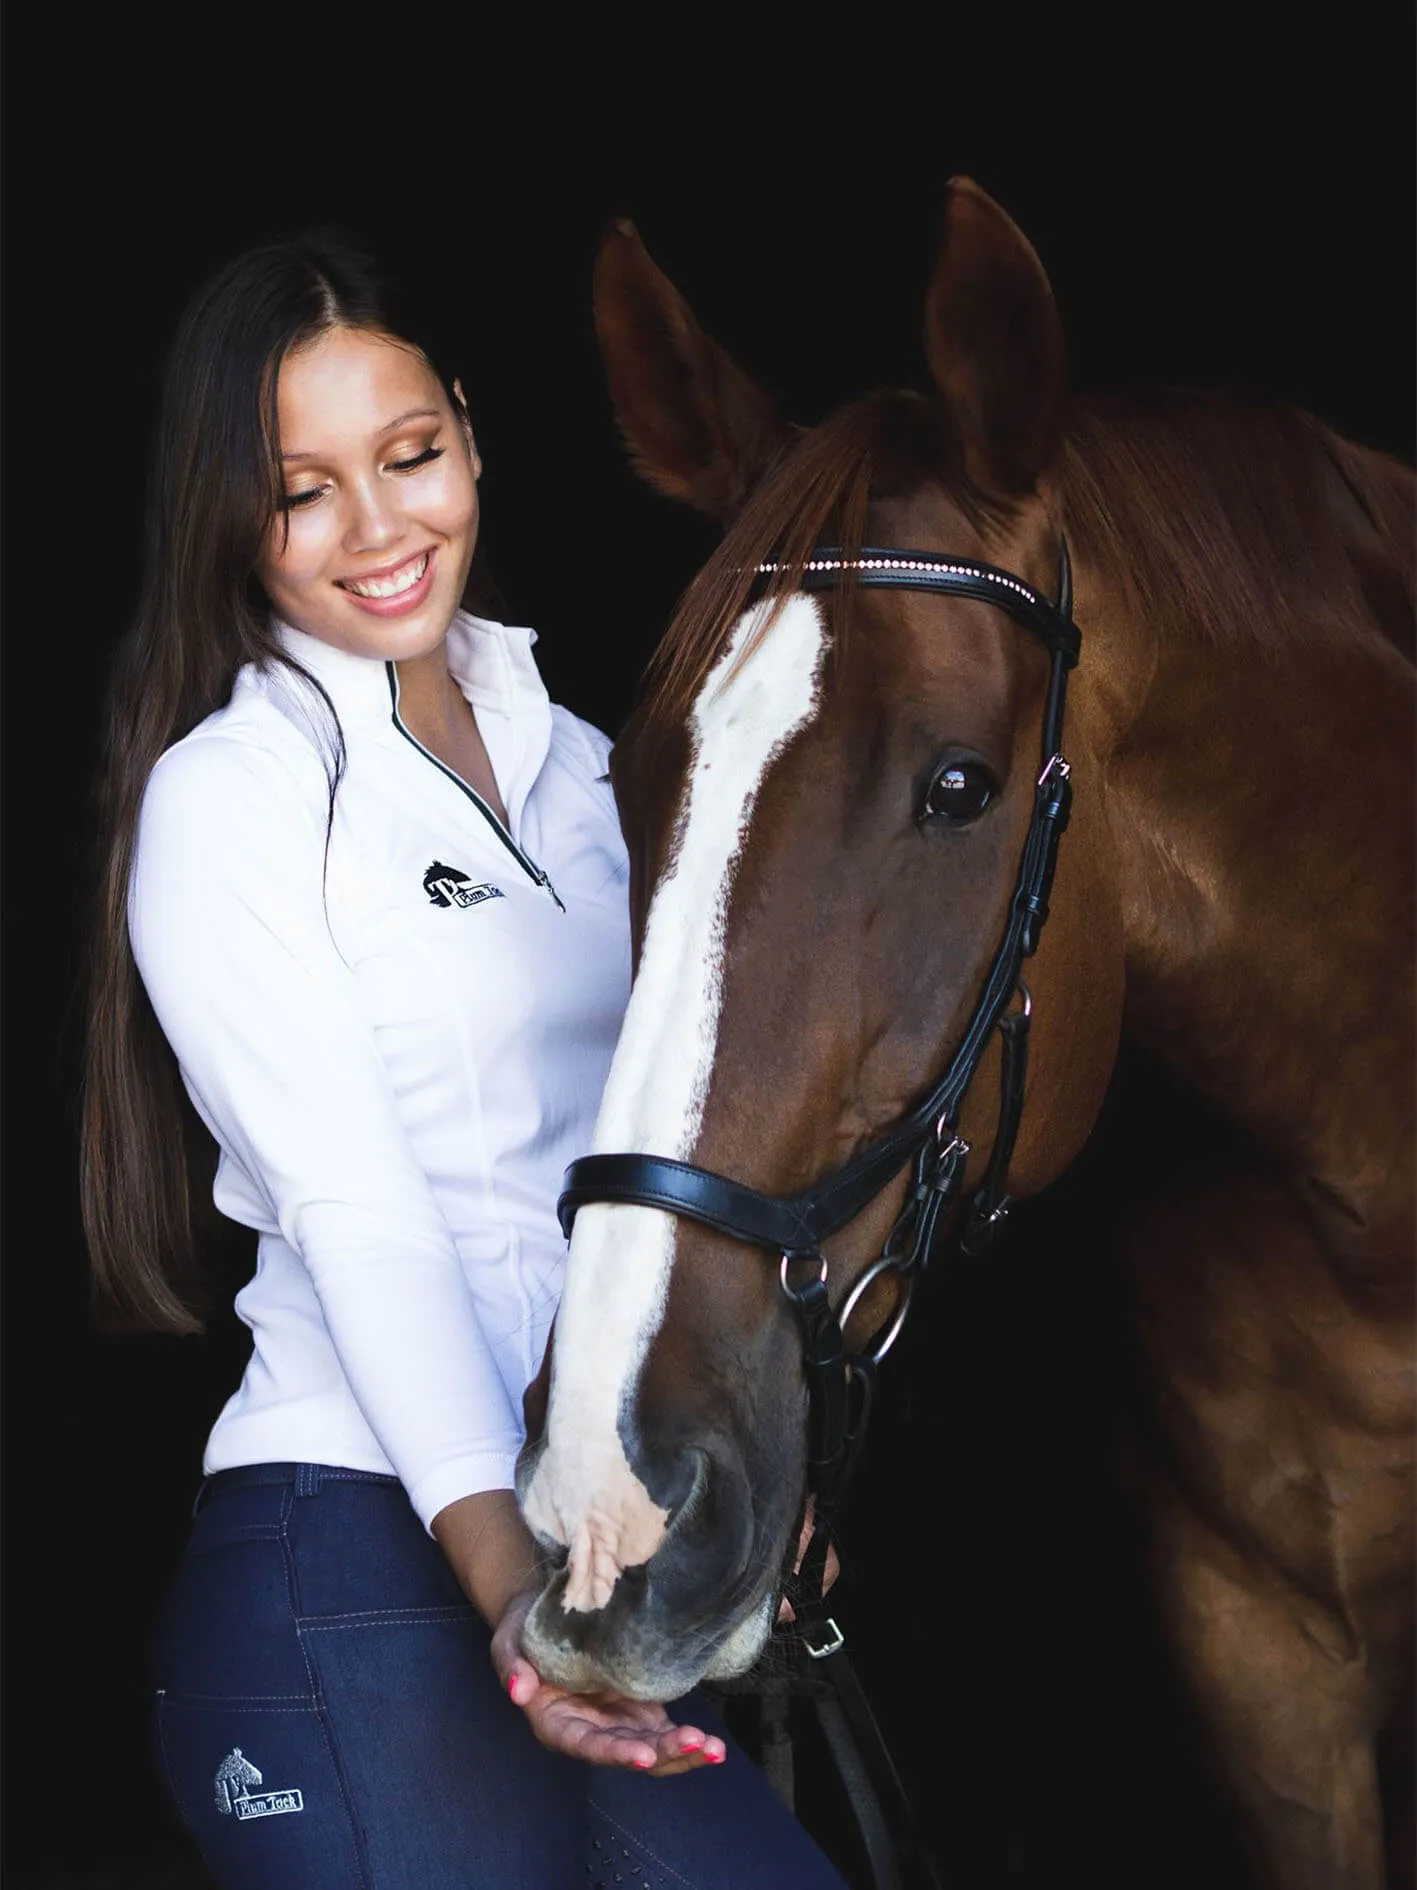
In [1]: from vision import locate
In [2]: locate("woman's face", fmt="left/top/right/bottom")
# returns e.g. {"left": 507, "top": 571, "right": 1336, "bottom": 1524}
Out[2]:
{"left": 256, "top": 324, "right": 481, "bottom": 661}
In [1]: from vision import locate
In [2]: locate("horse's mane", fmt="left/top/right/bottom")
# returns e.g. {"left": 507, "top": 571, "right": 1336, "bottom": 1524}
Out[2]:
{"left": 1060, "top": 392, "right": 1416, "bottom": 663}
{"left": 633, "top": 387, "right": 1415, "bottom": 745}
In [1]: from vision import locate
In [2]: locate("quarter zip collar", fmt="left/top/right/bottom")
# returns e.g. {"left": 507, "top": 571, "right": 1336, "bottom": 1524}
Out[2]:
{"left": 268, "top": 612, "right": 555, "bottom": 828}
{"left": 268, "top": 616, "right": 394, "bottom": 719}
{"left": 385, "top": 659, "right": 564, "bottom": 909}
{"left": 444, "top": 615, "right": 553, "bottom": 840}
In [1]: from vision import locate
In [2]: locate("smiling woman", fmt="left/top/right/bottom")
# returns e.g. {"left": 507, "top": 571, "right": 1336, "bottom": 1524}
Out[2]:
{"left": 261, "top": 332, "right": 480, "bottom": 649}
{"left": 78, "top": 233, "right": 848, "bottom": 1890}
{"left": 256, "top": 326, "right": 514, "bottom": 822}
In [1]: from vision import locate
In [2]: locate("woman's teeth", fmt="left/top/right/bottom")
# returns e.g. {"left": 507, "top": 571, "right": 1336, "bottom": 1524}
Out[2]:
{"left": 342, "top": 552, "right": 430, "bottom": 599}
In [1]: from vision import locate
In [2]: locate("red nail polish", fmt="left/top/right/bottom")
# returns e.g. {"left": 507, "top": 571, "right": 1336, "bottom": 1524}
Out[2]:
{"left": 507, "top": 1675, "right": 518, "bottom": 1700}
{"left": 708, "top": 1751, "right": 726, "bottom": 1765}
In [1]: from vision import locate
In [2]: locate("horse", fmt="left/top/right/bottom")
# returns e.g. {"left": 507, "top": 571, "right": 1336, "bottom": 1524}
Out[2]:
{"left": 515, "top": 178, "right": 1415, "bottom": 1887}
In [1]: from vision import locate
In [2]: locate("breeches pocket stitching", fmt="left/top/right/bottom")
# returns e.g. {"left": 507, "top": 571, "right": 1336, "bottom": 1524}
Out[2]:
{"left": 153, "top": 1701, "right": 317, "bottom": 1716}
{"left": 298, "top": 1604, "right": 477, "bottom": 1632}
{"left": 188, "top": 1522, "right": 284, "bottom": 1554}
{"left": 152, "top": 1688, "right": 318, "bottom": 1848}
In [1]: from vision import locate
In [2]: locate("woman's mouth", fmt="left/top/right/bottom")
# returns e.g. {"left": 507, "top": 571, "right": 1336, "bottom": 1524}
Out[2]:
{"left": 337, "top": 548, "right": 436, "bottom": 615}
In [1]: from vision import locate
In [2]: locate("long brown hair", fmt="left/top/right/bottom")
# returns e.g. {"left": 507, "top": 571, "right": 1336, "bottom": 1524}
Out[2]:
{"left": 82, "top": 232, "right": 493, "bottom": 1334}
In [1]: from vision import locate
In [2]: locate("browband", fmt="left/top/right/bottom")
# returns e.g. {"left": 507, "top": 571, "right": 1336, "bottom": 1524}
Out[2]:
{"left": 756, "top": 546, "right": 1079, "bottom": 667}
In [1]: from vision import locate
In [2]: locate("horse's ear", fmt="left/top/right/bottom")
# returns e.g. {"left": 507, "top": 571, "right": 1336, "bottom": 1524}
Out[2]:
{"left": 593, "top": 220, "right": 791, "bottom": 518}
{"left": 924, "top": 178, "right": 1067, "bottom": 495}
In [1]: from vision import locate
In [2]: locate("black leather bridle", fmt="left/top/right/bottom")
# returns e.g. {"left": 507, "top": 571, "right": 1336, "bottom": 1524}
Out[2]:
{"left": 558, "top": 542, "right": 1080, "bottom": 1652}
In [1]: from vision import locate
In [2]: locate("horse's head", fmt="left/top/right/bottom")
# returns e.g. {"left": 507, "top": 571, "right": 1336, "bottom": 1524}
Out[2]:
{"left": 517, "top": 180, "right": 1126, "bottom": 1698}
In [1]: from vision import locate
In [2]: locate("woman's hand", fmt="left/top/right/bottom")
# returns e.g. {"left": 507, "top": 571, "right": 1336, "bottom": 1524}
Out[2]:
{"left": 490, "top": 1590, "right": 727, "bottom": 1778}
{"left": 434, "top": 1492, "right": 723, "bottom": 1776}
{"left": 434, "top": 1487, "right": 835, "bottom": 1773}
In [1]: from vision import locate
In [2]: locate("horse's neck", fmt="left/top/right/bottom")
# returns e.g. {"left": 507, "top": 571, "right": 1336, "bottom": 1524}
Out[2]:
{"left": 1090, "top": 559, "right": 1414, "bottom": 1274}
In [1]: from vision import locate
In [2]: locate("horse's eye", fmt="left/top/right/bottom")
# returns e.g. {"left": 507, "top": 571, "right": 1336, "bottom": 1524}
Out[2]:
{"left": 922, "top": 760, "right": 996, "bottom": 823}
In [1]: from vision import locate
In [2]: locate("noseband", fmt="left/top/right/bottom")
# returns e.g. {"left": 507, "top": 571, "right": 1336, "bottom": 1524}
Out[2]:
{"left": 559, "top": 542, "right": 1080, "bottom": 1649}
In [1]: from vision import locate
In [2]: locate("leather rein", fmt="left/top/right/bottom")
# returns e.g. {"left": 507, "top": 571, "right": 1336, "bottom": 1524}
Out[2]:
{"left": 558, "top": 542, "right": 1080, "bottom": 1654}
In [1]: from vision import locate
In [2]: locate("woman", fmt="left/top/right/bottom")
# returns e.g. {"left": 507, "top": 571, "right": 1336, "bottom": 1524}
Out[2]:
{"left": 81, "top": 233, "right": 846, "bottom": 1889}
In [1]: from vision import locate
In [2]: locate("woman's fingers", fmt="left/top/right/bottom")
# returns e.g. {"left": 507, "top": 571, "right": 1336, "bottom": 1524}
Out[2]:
{"left": 651, "top": 1724, "right": 726, "bottom": 1773}
{"left": 521, "top": 1693, "right": 727, "bottom": 1773}
{"left": 505, "top": 1659, "right": 540, "bottom": 1707}
{"left": 488, "top": 1588, "right": 542, "bottom": 1700}
{"left": 529, "top": 1699, "right": 660, "bottom": 1770}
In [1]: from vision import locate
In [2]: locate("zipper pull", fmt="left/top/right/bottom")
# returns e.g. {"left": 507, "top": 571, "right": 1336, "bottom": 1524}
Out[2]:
{"left": 539, "top": 871, "right": 566, "bottom": 913}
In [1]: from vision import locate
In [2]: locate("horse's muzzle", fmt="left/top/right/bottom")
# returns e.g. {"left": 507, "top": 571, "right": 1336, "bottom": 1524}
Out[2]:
{"left": 517, "top": 1440, "right": 780, "bottom": 1701}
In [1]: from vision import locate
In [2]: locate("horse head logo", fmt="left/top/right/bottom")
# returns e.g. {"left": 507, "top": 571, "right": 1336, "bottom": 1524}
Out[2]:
{"left": 214, "top": 1747, "right": 263, "bottom": 1815}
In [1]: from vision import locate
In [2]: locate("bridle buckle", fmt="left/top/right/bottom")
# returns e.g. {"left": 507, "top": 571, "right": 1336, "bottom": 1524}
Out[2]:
{"left": 801, "top": 1616, "right": 845, "bottom": 1659}
{"left": 1038, "top": 752, "right": 1072, "bottom": 792}
{"left": 927, "top": 1128, "right": 971, "bottom": 1185}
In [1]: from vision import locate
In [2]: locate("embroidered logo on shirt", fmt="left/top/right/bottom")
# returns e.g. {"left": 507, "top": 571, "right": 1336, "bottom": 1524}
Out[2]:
{"left": 423, "top": 861, "right": 506, "bottom": 910}
{"left": 214, "top": 1747, "right": 304, "bottom": 1820}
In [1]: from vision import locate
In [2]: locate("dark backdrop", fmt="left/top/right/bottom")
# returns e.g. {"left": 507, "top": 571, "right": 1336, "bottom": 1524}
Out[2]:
{"left": 4, "top": 34, "right": 1412, "bottom": 1890}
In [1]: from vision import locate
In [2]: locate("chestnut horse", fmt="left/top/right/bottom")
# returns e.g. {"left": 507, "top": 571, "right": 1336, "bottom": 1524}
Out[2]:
{"left": 517, "top": 181, "right": 1415, "bottom": 1886}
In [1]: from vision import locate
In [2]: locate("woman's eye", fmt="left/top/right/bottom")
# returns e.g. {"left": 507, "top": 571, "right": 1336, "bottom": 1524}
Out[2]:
{"left": 389, "top": 445, "right": 444, "bottom": 473}
{"left": 277, "top": 445, "right": 443, "bottom": 510}
{"left": 922, "top": 760, "right": 997, "bottom": 823}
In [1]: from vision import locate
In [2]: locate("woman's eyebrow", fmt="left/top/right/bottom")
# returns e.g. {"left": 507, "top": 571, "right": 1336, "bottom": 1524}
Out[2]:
{"left": 281, "top": 409, "right": 442, "bottom": 461}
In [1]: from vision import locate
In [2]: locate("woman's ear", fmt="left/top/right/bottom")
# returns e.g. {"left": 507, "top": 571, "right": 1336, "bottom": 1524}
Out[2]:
{"left": 452, "top": 378, "right": 482, "bottom": 478}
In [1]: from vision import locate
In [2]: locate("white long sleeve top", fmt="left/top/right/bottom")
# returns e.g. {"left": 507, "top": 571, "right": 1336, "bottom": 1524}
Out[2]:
{"left": 129, "top": 611, "right": 631, "bottom": 1528}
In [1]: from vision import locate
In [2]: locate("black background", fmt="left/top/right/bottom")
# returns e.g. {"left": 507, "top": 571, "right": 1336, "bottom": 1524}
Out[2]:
{"left": 4, "top": 26, "right": 1413, "bottom": 1889}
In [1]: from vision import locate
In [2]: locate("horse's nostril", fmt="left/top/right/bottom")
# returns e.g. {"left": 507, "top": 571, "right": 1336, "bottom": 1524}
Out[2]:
{"left": 660, "top": 1447, "right": 710, "bottom": 1542}
{"left": 635, "top": 1441, "right": 762, "bottom": 1602}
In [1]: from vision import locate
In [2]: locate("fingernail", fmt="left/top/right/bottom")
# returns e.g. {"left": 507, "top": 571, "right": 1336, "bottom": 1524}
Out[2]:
{"left": 679, "top": 1736, "right": 703, "bottom": 1752}
{"left": 707, "top": 1750, "right": 726, "bottom": 1765}
{"left": 632, "top": 1757, "right": 653, "bottom": 1770}
{"left": 507, "top": 1675, "right": 521, "bottom": 1702}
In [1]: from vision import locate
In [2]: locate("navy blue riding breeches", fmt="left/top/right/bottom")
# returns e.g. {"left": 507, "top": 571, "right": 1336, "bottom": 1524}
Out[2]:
{"left": 150, "top": 1463, "right": 847, "bottom": 1889}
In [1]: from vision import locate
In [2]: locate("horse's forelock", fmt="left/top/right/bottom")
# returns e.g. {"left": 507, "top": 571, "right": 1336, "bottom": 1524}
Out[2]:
{"left": 633, "top": 391, "right": 1014, "bottom": 747}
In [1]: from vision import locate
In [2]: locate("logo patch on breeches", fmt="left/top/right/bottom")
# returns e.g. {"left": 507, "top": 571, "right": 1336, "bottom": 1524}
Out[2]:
{"left": 423, "top": 860, "right": 505, "bottom": 909}
{"left": 214, "top": 1747, "right": 304, "bottom": 1820}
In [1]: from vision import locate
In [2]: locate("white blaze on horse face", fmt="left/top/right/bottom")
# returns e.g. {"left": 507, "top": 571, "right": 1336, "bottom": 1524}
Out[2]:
{"left": 522, "top": 595, "right": 829, "bottom": 1613}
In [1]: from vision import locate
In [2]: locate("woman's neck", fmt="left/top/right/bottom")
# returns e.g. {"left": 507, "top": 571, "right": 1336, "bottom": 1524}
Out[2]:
{"left": 395, "top": 645, "right": 509, "bottom": 827}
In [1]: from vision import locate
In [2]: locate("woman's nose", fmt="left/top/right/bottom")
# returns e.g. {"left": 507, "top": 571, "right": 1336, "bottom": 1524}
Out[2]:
{"left": 343, "top": 477, "right": 403, "bottom": 553}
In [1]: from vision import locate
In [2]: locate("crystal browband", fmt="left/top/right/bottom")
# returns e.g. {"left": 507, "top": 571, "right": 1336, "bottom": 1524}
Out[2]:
{"left": 750, "top": 547, "right": 1079, "bottom": 667}
{"left": 757, "top": 554, "right": 1043, "bottom": 611}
